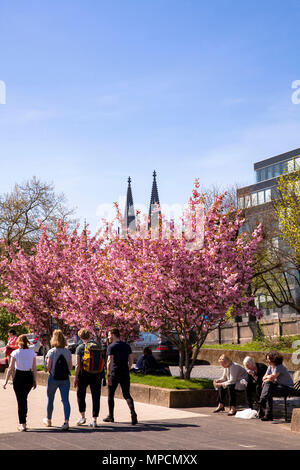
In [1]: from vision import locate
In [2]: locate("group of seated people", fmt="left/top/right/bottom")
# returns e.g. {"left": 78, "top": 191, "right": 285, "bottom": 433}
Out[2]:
{"left": 213, "top": 351, "right": 294, "bottom": 421}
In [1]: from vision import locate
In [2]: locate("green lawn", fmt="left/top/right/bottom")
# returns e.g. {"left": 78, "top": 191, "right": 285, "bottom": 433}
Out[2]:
{"left": 130, "top": 374, "right": 214, "bottom": 390}
{"left": 203, "top": 334, "right": 300, "bottom": 354}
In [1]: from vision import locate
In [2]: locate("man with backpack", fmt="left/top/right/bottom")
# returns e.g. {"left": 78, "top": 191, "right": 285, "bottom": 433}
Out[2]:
{"left": 74, "top": 328, "right": 105, "bottom": 428}
{"left": 103, "top": 328, "right": 138, "bottom": 425}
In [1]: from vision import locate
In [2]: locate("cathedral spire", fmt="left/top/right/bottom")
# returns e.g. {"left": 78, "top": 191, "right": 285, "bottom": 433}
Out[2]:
{"left": 124, "top": 176, "right": 136, "bottom": 231}
{"left": 148, "top": 170, "right": 161, "bottom": 229}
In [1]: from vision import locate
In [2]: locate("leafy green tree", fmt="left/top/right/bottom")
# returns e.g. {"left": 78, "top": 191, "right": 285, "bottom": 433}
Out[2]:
{"left": 0, "top": 307, "right": 28, "bottom": 343}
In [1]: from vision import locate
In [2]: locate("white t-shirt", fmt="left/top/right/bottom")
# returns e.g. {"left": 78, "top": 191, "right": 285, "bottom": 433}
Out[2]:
{"left": 11, "top": 348, "right": 36, "bottom": 371}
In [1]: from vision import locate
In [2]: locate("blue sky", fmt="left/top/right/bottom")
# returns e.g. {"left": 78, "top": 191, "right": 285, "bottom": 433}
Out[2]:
{"left": 1, "top": 0, "right": 300, "bottom": 233}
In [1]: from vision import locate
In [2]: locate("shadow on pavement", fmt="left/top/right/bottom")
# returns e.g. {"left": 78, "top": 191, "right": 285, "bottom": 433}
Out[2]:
{"left": 26, "top": 422, "right": 200, "bottom": 434}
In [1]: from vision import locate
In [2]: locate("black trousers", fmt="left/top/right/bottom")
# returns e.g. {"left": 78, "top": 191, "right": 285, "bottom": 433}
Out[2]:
{"left": 246, "top": 377, "right": 263, "bottom": 409}
{"left": 218, "top": 384, "right": 237, "bottom": 407}
{"left": 77, "top": 371, "right": 101, "bottom": 418}
{"left": 108, "top": 372, "right": 136, "bottom": 418}
{"left": 13, "top": 370, "right": 33, "bottom": 424}
{"left": 260, "top": 381, "right": 293, "bottom": 416}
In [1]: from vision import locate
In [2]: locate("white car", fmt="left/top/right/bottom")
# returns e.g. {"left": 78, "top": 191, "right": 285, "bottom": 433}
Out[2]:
{"left": 26, "top": 334, "right": 46, "bottom": 356}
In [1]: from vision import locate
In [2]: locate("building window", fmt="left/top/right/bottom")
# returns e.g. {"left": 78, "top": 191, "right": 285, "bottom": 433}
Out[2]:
{"left": 266, "top": 166, "right": 273, "bottom": 180}
{"left": 288, "top": 159, "right": 294, "bottom": 172}
{"left": 240, "top": 188, "right": 273, "bottom": 209}
{"left": 265, "top": 188, "right": 272, "bottom": 202}
{"left": 258, "top": 191, "right": 265, "bottom": 204}
{"left": 251, "top": 192, "right": 258, "bottom": 206}
{"left": 256, "top": 170, "right": 261, "bottom": 183}
{"left": 245, "top": 195, "right": 251, "bottom": 208}
{"left": 273, "top": 163, "right": 280, "bottom": 178}
{"left": 255, "top": 157, "right": 300, "bottom": 183}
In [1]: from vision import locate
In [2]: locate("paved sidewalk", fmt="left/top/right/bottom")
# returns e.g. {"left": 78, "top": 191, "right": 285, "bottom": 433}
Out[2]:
{"left": 0, "top": 376, "right": 203, "bottom": 434}
{"left": 1, "top": 375, "right": 300, "bottom": 450}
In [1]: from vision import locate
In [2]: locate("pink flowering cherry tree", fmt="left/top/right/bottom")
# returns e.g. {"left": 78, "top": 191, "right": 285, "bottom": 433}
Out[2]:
{"left": 0, "top": 221, "right": 140, "bottom": 343}
{"left": 106, "top": 182, "right": 263, "bottom": 379}
{"left": 0, "top": 222, "right": 89, "bottom": 339}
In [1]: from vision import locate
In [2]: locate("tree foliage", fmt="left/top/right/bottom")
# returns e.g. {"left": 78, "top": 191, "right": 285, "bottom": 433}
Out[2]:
{"left": 274, "top": 167, "right": 300, "bottom": 260}
{"left": 0, "top": 176, "right": 76, "bottom": 253}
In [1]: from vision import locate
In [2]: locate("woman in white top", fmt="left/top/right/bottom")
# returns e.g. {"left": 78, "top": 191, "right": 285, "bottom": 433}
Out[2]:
{"left": 3, "top": 334, "right": 37, "bottom": 431}
{"left": 213, "top": 354, "right": 248, "bottom": 416}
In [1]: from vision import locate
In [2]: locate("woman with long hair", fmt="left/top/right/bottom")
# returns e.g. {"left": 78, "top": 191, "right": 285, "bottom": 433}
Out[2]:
{"left": 3, "top": 334, "right": 37, "bottom": 431}
{"left": 43, "top": 329, "right": 72, "bottom": 431}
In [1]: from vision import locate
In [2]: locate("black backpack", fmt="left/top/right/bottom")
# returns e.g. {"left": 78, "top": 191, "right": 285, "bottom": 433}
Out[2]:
{"left": 53, "top": 354, "right": 70, "bottom": 380}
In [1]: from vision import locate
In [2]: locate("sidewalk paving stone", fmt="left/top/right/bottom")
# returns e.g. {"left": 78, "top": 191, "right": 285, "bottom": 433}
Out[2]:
{"left": 1, "top": 376, "right": 300, "bottom": 450}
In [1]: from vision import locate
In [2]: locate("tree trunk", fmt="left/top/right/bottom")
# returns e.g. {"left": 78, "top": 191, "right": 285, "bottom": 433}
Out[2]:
{"left": 178, "top": 347, "right": 185, "bottom": 379}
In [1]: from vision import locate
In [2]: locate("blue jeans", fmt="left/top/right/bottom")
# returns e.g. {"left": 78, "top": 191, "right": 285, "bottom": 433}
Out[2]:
{"left": 47, "top": 374, "right": 71, "bottom": 421}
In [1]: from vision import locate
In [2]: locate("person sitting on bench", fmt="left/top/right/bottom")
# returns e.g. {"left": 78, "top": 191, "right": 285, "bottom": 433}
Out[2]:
{"left": 213, "top": 354, "right": 248, "bottom": 416}
{"left": 243, "top": 356, "right": 267, "bottom": 418}
{"left": 259, "top": 351, "right": 294, "bottom": 421}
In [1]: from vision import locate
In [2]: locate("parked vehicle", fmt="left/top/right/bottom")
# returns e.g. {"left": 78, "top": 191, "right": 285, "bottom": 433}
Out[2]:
{"left": 26, "top": 333, "right": 49, "bottom": 356}
{"left": 130, "top": 332, "right": 180, "bottom": 365}
{"left": 67, "top": 337, "right": 83, "bottom": 354}
{"left": 67, "top": 337, "right": 107, "bottom": 355}
{"left": 0, "top": 343, "right": 8, "bottom": 372}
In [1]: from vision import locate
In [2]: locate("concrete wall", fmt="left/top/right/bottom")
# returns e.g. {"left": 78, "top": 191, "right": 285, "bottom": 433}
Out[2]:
{"left": 35, "top": 372, "right": 233, "bottom": 408}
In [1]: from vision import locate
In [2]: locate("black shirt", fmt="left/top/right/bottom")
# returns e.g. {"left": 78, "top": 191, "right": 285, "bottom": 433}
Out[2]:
{"left": 107, "top": 340, "right": 132, "bottom": 375}
{"left": 143, "top": 355, "right": 160, "bottom": 373}
{"left": 250, "top": 362, "right": 268, "bottom": 384}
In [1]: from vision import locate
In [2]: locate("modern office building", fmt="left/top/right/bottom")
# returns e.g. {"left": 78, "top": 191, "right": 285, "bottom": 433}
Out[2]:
{"left": 237, "top": 148, "right": 300, "bottom": 214}
{"left": 237, "top": 148, "right": 300, "bottom": 317}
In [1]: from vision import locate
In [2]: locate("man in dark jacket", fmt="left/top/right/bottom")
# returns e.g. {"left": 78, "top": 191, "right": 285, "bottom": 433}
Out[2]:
{"left": 103, "top": 328, "right": 138, "bottom": 425}
{"left": 243, "top": 356, "right": 267, "bottom": 417}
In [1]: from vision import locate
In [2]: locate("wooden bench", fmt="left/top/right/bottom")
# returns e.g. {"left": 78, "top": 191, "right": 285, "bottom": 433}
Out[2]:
{"left": 275, "top": 380, "right": 300, "bottom": 422}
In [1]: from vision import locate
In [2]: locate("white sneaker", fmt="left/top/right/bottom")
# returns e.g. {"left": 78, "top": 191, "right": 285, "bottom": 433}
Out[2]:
{"left": 88, "top": 421, "right": 97, "bottom": 428}
{"left": 61, "top": 422, "right": 69, "bottom": 431}
{"left": 43, "top": 418, "right": 51, "bottom": 427}
{"left": 76, "top": 417, "right": 86, "bottom": 426}
{"left": 18, "top": 424, "right": 26, "bottom": 432}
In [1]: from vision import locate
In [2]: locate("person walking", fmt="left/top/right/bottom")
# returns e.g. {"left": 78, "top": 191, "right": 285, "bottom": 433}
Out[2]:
{"left": 74, "top": 328, "right": 105, "bottom": 428}
{"left": 103, "top": 328, "right": 138, "bottom": 425}
{"left": 3, "top": 334, "right": 37, "bottom": 431}
{"left": 5, "top": 328, "right": 18, "bottom": 363}
{"left": 43, "top": 329, "right": 72, "bottom": 431}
